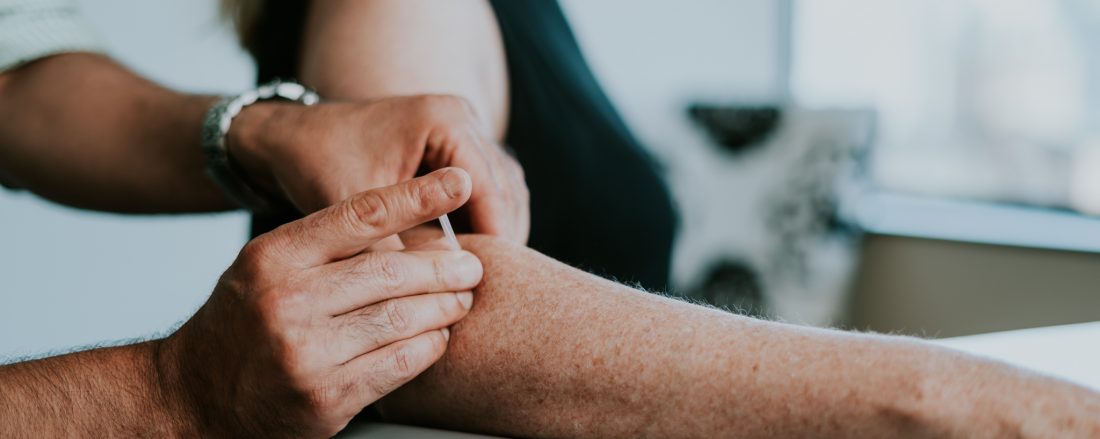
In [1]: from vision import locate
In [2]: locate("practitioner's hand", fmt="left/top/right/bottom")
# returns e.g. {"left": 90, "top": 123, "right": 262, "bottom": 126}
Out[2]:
{"left": 228, "top": 95, "right": 529, "bottom": 242}
{"left": 158, "top": 168, "right": 483, "bottom": 438}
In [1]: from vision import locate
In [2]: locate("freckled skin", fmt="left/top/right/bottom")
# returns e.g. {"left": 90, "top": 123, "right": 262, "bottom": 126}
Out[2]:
{"left": 377, "top": 235, "right": 1100, "bottom": 438}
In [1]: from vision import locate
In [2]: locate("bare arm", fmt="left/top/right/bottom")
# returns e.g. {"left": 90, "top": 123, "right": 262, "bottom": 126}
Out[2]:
{"left": 0, "top": 54, "right": 232, "bottom": 212}
{"left": 378, "top": 235, "right": 1100, "bottom": 438}
{"left": 0, "top": 343, "right": 193, "bottom": 436}
{"left": 0, "top": 50, "right": 526, "bottom": 238}
{"left": 300, "top": 0, "right": 509, "bottom": 142}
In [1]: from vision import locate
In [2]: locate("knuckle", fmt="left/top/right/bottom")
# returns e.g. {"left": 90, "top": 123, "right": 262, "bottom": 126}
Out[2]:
{"left": 443, "top": 94, "right": 474, "bottom": 113}
{"left": 431, "top": 256, "right": 449, "bottom": 289}
{"left": 417, "top": 94, "right": 471, "bottom": 122}
{"left": 364, "top": 348, "right": 415, "bottom": 397}
{"left": 391, "top": 346, "right": 414, "bottom": 378}
{"left": 218, "top": 255, "right": 268, "bottom": 303}
{"left": 364, "top": 374, "right": 395, "bottom": 401}
{"left": 382, "top": 300, "right": 410, "bottom": 334}
{"left": 408, "top": 178, "right": 440, "bottom": 216}
{"left": 280, "top": 340, "right": 329, "bottom": 391}
{"left": 239, "top": 236, "right": 275, "bottom": 269}
{"left": 256, "top": 281, "right": 304, "bottom": 319}
{"left": 306, "top": 382, "right": 342, "bottom": 412}
{"left": 269, "top": 330, "right": 304, "bottom": 376}
{"left": 253, "top": 287, "right": 312, "bottom": 349}
{"left": 254, "top": 289, "right": 286, "bottom": 322}
{"left": 413, "top": 95, "right": 449, "bottom": 117}
{"left": 344, "top": 191, "right": 390, "bottom": 231}
{"left": 433, "top": 93, "right": 467, "bottom": 110}
{"left": 411, "top": 94, "right": 438, "bottom": 109}
{"left": 368, "top": 335, "right": 448, "bottom": 396}
{"left": 371, "top": 254, "right": 405, "bottom": 290}
{"left": 343, "top": 306, "right": 385, "bottom": 348}
{"left": 277, "top": 287, "right": 312, "bottom": 318}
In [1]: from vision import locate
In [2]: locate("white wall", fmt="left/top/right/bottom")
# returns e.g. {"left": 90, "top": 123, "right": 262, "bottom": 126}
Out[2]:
{"left": 562, "top": 0, "right": 781, "bottom": 161}
{"left": 0, "top": 0, "right": 779, "bottom": 358}
{"left": 0, "top": 0, "right": 253, "bottom": 359}
{"left": 562, "top": 0, "right": 784, "bottom": 292}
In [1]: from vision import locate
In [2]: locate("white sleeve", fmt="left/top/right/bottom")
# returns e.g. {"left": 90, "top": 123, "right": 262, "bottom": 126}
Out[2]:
{"left": 0, "top": 0, "right": 105, "bottom": 72}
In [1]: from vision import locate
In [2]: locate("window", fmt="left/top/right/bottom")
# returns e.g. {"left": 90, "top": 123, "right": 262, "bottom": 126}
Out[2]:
{"left": 793, "top": 0, "right": 1100, "bottom": 215}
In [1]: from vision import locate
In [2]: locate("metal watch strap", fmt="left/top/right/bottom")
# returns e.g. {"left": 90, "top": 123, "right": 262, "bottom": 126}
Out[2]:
{"left": 201, "top": 80, "right": 320, "bottom": 212}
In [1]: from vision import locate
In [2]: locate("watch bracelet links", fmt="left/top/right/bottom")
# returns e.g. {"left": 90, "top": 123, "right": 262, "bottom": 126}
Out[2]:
{"left": 201, "top": 80, "right": 320, "bottom": 213}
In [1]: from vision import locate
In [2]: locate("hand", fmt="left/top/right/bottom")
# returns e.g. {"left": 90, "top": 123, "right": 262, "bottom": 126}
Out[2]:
{"left": 228, "top": 95, "right": 529, "bottom": 242}
{"left": 157, "top": 168, "right": 483, "bottom": 438}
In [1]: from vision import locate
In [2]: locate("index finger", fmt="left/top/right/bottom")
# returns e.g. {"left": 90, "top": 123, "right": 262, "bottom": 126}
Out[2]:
{"left": 267, "top": 167, "right": 472, "bottom": 268}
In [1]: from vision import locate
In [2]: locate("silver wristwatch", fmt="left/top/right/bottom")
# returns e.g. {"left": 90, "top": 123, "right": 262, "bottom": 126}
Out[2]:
{"left": 201, "top": 79, "right": 321, "bottom": 212}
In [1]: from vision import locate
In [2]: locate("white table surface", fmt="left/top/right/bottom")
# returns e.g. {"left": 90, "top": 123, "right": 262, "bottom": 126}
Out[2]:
{"left": 933, "top": 321, "right": 1100, "bottom": 391}
{"left": 342, "top": 321, "right": 1100, "bottom": 438}
{"left": 844, "top": 191, "right": 1100, "bottom": 254}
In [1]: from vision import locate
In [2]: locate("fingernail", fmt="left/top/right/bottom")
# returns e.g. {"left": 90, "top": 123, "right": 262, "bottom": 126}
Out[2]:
{"left": 456, "top": 291, "right": 474, "bottom": 310}
{"left": 456, "top": 251, "right": 483, "bottom": 284}
{"left": 439, "top": 168, "right": 469, "bottom": 199}
{"left": 442, "top": 327, "right": 451, "bottom": 341}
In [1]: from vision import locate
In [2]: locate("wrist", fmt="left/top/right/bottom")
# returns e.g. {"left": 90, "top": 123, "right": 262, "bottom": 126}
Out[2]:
{"left": 149, "top": 336, "right": 204, "bottom": 437}
{"left": 225, "top": 101, "right": 287, "bottom": 196}
{"left": 204, "top": 80, "right": 320, "bottom": 213}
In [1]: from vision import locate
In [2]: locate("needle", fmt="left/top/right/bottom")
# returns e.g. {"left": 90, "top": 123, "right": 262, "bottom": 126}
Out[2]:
{"left": 438, "top": 213, "right": 460, "bottom": 249}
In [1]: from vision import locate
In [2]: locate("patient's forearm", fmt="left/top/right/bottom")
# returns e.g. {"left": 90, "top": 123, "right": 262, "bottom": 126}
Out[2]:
{"left": 378, "top": 236, "right": 1100, "bottom": 438}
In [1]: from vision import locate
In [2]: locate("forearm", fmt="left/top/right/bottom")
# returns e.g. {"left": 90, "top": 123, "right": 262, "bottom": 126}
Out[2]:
{"left": 0, "top": 341, "right": 194, "bottom": 437}
{"left": 378, "top": 236, "right": 1100, "bottom": 438}
{"left": 0, "top": 53, "right": 232, "bottom": 212}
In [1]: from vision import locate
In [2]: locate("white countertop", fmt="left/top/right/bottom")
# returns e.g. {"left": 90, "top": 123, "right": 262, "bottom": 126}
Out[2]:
{"left": 342, "top": 321, "right": 1100, "bottom": 438}
{"left": 933, "top": 321, "right": 1100, "bottom": 391}
{"left": 844, "top": 191, "right": 1100, "bottom": 253}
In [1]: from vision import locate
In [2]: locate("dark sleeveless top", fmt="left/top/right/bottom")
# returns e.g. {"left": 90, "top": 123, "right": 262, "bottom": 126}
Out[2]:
{"left": 250, "top": 0, "right": 677, "bottom": 291}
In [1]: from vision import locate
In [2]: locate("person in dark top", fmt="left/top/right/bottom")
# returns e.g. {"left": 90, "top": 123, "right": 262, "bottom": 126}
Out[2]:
{"left": 245, "top": 0, "right": 678, "bottom": 291}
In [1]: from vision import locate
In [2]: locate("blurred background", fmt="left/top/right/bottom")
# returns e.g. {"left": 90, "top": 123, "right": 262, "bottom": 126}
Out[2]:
{"left": 2, "top": 0, "right": 1099, "bottom": 359}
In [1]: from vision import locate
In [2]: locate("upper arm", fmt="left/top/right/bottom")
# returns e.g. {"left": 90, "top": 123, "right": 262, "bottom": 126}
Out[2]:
{"left": 300, "top": 0, "right": 509, "bottom": 141}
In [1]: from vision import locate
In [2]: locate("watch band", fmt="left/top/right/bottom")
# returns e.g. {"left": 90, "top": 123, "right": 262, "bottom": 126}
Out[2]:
{"left": 201, "top": 79, "right": 321, "bottom": 212}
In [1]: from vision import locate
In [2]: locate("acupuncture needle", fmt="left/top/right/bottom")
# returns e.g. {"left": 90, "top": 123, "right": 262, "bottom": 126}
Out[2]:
{"left": 438, "top": 213, "right": 460, "bottom": 249}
